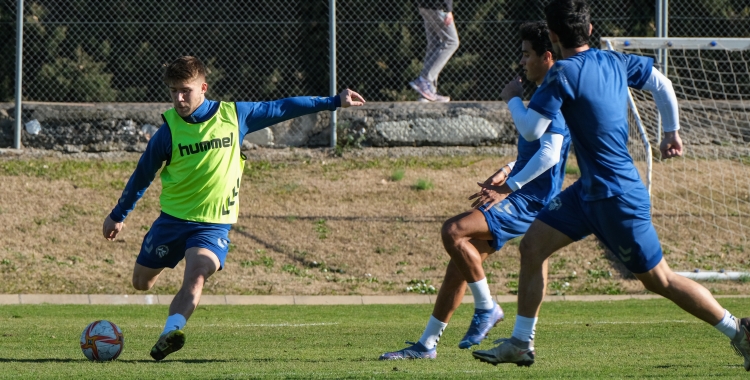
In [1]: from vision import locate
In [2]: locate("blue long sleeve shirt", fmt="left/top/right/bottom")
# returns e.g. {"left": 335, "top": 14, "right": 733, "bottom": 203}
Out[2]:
{"left": 109, "top": 95, "right": 341, "bottom": 223}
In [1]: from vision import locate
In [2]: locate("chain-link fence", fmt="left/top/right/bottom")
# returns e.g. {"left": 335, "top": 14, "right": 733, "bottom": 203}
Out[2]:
{"left": 1, "top": 0, "right": 750, "bottom": 148}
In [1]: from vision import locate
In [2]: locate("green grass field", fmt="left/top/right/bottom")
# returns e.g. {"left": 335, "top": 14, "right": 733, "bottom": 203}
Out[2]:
{"left": 1, "top": 299, "right": 749, "bottom": 379}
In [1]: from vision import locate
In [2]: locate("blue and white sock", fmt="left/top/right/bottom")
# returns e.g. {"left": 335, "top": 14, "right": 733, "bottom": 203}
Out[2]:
{"left": 715, "top": 309, "right": 738, "bottom": 340}
{"left": 161, "top": 313, "right": 187, "bottom": 336}
{"left": 467, "top": 278, "right": 495, "bottom": 310}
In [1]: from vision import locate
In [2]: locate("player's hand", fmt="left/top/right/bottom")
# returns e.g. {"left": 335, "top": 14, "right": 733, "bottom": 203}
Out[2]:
{"left": 103, "top": 215, "right": 124, "bottom": 241}
{"left": 338, "top": 89, "right": 366, "bottom": 108}
{"left": 483, "top": 170, "right": 507, "bottom": 187}
{"left": 469, "top": 183, "right": 512, "bottom": 209}
{"left": 444, "top": 12, "right": 454, "bottom": 26}
{"left": 660, "top": 131, "right": 683, "bottom": 159}
{"left": 501, "top": 76, "right": 523, "bottom": 103}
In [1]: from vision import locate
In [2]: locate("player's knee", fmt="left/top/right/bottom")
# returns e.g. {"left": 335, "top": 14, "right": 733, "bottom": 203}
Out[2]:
{"left": 449, "top": 38, "right": 460, "bottom": 51}
{"left": 184, "top": 265, "right": 214, "bottom": 285}
{"left": 518, "top": 235, "right": 536, "bottom": 256}
{"left": 132, "top": 277, "right": 153, "bottom": 291}
{"left": 440, "top": 220, "right": 461, "bottom": 244}
{"left": 518, "top": 237, "right": 545, "bottom": 267}
{"left": 638, "top": 274, "right": 671, "bottom": 295}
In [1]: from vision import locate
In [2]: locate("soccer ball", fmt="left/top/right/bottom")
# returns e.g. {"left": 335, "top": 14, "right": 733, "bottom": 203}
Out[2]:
{"left": 80, "top": 320, "right": 124, "bottom": 361}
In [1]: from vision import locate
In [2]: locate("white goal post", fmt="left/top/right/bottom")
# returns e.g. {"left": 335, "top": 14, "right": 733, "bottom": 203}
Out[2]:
{"left": 601, "top": 37, "right": 750, "bottom": 267}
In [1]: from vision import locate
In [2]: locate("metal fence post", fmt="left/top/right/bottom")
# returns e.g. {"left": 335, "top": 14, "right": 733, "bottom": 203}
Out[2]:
{"left": 329, "top": 0, "right": 337, "bottom": 149}
{"left": 14, "top": 0, "right": 24, "bottom": 150}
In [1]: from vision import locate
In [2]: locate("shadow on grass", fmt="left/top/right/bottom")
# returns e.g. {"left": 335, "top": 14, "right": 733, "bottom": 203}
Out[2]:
{"left": 0, "top": 358, "right": 235, "bottom": 363}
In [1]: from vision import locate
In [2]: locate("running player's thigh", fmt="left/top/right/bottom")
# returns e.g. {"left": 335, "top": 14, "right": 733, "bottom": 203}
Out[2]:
{"left": 132, "top": 262, "right": 165, "bottom": 288}
{"left": 443, "top": 209, "right": 493, "bottom": 241}
{"left": 183, "top": 247, "right": 220, "bottom": 280}
{"left": 519, "top": 219, "right": 575, "bottom": 259}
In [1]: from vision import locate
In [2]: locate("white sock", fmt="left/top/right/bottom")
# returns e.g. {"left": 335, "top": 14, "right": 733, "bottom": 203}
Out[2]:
{"left": 715, "top": 309, "right": 738, "bottom": 340}
{"left": 418, "top": 315, "right": 447, "bottom": 350}
{"left": 161, "top": 313, "right": 187, "bottom": 336}
{"left": 467, "top": 278, "right": 495, "bottom": 310}
{"left": 511, "top": 315, "right": 538, "bottom": 342}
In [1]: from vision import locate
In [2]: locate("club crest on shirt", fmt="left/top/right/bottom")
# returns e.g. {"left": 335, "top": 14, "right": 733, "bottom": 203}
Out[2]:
{"left": 548, "top": 197, "right": 562, "bottom": 211}
{"left": 155, "top": 245, "right": 169, "bottom": 258}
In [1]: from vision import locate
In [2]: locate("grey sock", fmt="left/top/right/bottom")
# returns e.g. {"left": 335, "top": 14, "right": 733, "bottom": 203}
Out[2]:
{"left": 509, "top": 336, "right": 533, "bottom": 349}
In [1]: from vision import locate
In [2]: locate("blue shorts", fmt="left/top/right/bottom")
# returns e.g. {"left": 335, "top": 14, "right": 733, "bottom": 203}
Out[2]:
{"left": 480, "top": 194, "right": 545, "bottom": 251}
{"left": 136, "top": 212, "right": 232, "bottom": 270}
{"left": 536, "top": 181, "right": 662, "bottom": 274}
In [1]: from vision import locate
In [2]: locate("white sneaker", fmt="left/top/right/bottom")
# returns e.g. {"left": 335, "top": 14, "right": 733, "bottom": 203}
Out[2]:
{"left": 472, "top": 337, "right": 535, "bottom": 367}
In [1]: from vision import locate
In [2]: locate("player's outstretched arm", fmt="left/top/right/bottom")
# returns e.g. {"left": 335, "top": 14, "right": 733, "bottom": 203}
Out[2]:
{"left": 660, "top": 131, "right": 683, "bottom": 159}
{"left": 641, "top": 67, "right": 682, "bottom": 160}
{"left": 338, "top": 88, "right": 366, "bottom": 108}
{"left": 103, "top": 215, "right": 124, "bottom": 241}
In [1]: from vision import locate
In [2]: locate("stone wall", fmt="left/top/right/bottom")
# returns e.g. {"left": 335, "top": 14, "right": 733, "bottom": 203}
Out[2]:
{"left": 1, "top": 100, "right": 748, "bottom": 153}
{"left": 0, "top": 101, "right": 517, "bottom": 152}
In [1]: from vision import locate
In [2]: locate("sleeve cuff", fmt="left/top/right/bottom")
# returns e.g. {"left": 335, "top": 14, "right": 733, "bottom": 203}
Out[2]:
{"left": 507, "top": 97, "right": 525, "bottom": 115}
{"left": 333, "top": 95, "right": 341, "bottom": 109}
{"left": 506, "top": 177, "right": 520, "bottom": 191}
{"left": 109, "top": 205, "right": 127, "bottom": 223}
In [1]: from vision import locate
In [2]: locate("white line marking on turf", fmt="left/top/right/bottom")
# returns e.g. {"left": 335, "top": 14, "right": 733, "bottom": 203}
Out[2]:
{"left": 545, "top": 320, "right": 699, "bottom": 325}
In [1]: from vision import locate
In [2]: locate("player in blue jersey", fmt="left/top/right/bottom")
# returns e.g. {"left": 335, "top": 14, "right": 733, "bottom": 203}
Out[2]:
{"left": 380, "top": 21, "right": 571, "bottom": 360}
{"left": 101, "top": 56, "right": 365, "bottom": 361}
{"left": 472, "top": 0, "right": 750, "bottom": 370}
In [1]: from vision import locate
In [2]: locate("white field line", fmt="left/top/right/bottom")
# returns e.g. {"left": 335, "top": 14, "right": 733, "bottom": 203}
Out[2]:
{"left": 544, "top": 319, "right": 700, "bottom": 325}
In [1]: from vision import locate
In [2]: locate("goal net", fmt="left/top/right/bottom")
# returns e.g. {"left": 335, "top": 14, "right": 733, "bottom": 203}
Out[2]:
{"left": 602, "top": 37, "right": 750, "bottom": 270}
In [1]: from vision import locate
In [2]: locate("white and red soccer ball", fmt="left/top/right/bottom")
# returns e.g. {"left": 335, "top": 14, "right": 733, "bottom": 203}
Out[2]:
{"left": 80, "top": 320, "right": 124, "bottom": 361}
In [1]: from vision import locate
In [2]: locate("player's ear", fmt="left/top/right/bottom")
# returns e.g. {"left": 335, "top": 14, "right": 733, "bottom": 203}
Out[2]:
{"left": 201, "top": 82, "right": 208, "bottom": 94}
{"left": 542, "top": 50, "right": 553, "bottom": 63}
{"left": 588, "top": 23, "right": 593, "bottom": 36}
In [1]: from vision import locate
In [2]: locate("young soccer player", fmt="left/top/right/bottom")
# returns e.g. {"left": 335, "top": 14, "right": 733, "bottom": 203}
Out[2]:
{"left": 379, "top": 21, "right": 571, "bottom": 360}
{"left": 472, "top": 0, "right": 750, "bottom": 370}
{"left": 102, "top": 56, "right": 365, "bottom": 361}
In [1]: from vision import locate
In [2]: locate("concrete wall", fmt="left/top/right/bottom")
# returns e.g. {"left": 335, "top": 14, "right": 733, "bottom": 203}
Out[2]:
{"left": 0, "top": 102, "right": 517, "bottom": 152}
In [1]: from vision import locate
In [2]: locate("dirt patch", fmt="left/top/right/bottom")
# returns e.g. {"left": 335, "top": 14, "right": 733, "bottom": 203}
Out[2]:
{"left": 0, "top": 146, "right": 748, "bottom": 296}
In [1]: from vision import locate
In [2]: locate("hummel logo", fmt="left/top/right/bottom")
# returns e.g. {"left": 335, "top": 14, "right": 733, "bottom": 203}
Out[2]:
{"left": 217, "top": 238, "right": 226, "bottom": 248}
{"left": 178, "top": 132, "right": 234, "bottom": 157}
{"left": 618, "top": 246, "right": 632, "bottom": 262}
{"left": 494, "top": 202, "right": 513, "bottom": 215}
